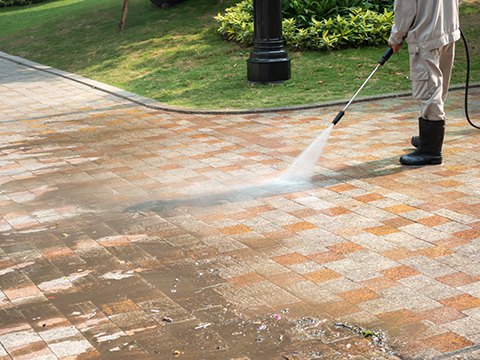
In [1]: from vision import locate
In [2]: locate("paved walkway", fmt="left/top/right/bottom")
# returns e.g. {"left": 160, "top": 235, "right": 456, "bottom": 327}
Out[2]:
{"left": 1, "top": 52, "right": 480, "bottom": 360}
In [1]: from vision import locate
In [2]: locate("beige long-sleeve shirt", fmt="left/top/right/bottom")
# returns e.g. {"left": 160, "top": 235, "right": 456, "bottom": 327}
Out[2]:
{"left": 388, "top": 0, "right": 462, "bottom": 53}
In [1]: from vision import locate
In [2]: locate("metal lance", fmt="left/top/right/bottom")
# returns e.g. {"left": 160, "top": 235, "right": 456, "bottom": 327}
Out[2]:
{"left": 332, "top": 47, "right": 394, "bottom": 125}
{"left": 247, "top": 0, "right": 291, "bottom": 84}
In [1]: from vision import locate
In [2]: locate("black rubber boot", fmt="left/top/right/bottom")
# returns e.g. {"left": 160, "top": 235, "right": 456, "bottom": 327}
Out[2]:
{"left": 410, "top": 117, "right": 423, "bottom": 148}
{"left": 400, "top": 118, "right": 445, "bottom": 165}
{"left": 411, "top": 135, "right": 419, "bottom": 148}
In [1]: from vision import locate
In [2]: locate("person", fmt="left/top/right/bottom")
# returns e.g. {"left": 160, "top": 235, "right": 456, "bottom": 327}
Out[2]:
{"left": 388, "top": 0, "right": 463, "bottom": 165}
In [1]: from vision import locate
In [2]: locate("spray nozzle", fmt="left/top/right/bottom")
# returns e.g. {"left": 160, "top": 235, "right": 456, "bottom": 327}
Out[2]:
{"left": 332, "top": 110, "right": 345, "bottom": 125}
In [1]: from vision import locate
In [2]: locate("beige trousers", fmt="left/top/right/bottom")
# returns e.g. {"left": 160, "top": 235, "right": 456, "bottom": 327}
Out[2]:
{"left": 409, "top": 42, "right": 455, "bottom": 121}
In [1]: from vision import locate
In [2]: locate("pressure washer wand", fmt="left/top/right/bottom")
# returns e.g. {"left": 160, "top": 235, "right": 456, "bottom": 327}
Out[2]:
{"left": 332, "top": 47, "right": 394, "bottom": 125}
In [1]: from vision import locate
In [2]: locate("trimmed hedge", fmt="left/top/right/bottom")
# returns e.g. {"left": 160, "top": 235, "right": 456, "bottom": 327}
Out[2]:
{"left": 215, "top": 0, "right": 394, "bottom": 51}
{"left": 0, "top": 0, "right": 46, "bottom": 7}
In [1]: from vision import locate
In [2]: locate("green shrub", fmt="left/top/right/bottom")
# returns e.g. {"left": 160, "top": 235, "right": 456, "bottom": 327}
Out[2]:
{"left": 282, "top": 0, "right": 366, "bottom": 27}
{"left": 363, "top": 0, "right": 394, "bottom": 13}
{"left": 0, "top": 0, "right": 46, "bottom": 7}
{"left": 298, "top": 9, "right": 394, "bottom": 50}
{"left": 215, "top": 0, "right": 394, "bottom": 51}
{"left": 215, "top": 0, "right": 254, "bottom": 44}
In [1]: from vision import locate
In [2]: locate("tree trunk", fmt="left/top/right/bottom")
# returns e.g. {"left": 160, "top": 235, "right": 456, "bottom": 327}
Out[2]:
{"left": 119, "top": 0, "right": 130, "bottom": 31}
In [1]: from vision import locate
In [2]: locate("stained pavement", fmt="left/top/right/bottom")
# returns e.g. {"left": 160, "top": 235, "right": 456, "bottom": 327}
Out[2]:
{"left": 1, "top": 51, "right": 480, "bottom": 360}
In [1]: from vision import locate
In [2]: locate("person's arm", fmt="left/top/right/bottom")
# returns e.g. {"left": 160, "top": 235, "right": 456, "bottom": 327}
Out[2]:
{"left": 388, "top": 0, "right": 417, "bottom": 53}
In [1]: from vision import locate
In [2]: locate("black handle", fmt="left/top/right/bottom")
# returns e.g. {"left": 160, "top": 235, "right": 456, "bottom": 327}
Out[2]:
{"left": 378, "top": 47, "right": 394, "bottom": 65}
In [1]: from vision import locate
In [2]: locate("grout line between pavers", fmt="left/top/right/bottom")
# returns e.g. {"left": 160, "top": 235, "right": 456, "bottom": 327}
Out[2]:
{"left": 2, "top": 50, "right": 479, "bottom": 116}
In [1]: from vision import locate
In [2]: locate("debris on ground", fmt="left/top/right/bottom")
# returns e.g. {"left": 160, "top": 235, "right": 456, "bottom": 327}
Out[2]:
{"left": 334, "top": 322, "right": 402, "bottom": 355}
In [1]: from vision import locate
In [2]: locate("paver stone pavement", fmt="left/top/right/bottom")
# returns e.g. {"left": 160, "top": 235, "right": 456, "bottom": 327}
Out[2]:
{"left": 1, "top": 51, "right": 480, "bottom": 359}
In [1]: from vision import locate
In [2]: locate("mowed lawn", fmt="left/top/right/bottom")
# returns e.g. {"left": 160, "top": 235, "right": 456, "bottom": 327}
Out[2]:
{"left": 0, "top": 0, "right": 478, "bottom": 109}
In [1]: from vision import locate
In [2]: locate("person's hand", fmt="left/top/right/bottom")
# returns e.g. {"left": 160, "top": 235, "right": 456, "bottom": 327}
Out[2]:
{"left": 388, "top": 41, "right": 403, "bottom": 54}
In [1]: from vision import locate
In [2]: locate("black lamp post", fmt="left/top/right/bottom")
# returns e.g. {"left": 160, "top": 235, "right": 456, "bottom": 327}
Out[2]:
{"left": 247, "top": 0, "right": 291, "bottom": 84}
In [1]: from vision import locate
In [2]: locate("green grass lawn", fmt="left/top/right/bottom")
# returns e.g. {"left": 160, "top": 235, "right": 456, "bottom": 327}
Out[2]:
{"left": 1, "top": 0, "right": 478, "bottom": 110}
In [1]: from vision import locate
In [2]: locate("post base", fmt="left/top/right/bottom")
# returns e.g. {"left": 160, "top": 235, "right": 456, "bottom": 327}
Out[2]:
{"left": 247, "top": 54, "right": 291, "bottom": 84}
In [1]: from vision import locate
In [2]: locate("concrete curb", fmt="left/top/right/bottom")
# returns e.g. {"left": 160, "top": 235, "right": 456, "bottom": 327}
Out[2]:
{"left": 2, "top": 51, "right": 478, "bottom": 115}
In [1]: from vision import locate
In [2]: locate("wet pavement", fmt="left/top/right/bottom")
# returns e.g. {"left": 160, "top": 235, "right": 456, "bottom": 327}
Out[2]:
{"left": 1, "top": 51, "right": 480, "bottom": 360}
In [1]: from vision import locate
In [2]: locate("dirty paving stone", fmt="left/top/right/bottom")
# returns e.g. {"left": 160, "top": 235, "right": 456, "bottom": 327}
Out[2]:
{"left": 1, "top": 53, "right": 480, "bottom": 359}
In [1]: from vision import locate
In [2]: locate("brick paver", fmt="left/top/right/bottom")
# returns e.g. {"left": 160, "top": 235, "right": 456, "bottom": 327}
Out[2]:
{"left": 1, "top": 51, "right": 480, "bottom": 359}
